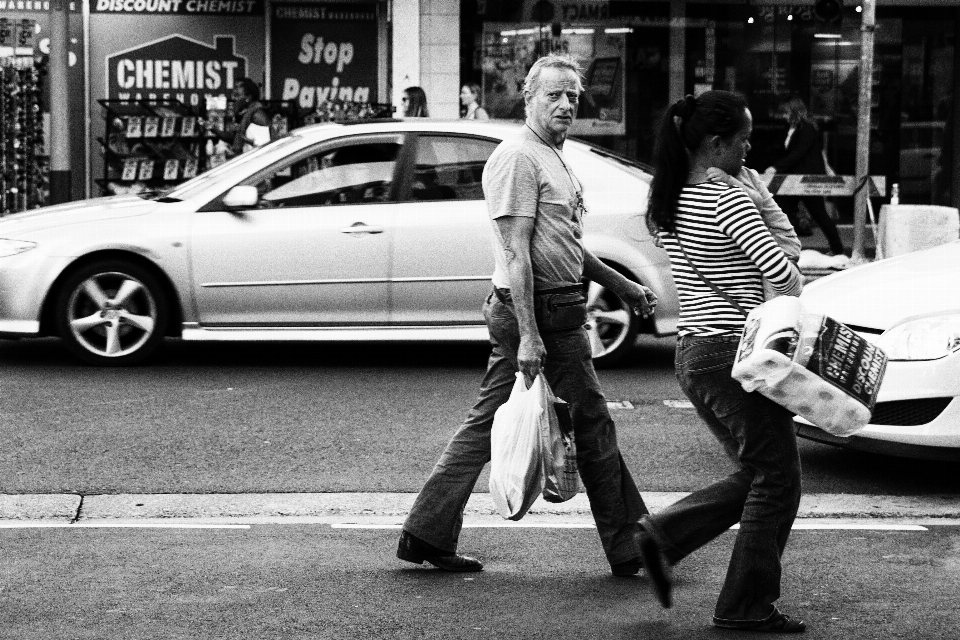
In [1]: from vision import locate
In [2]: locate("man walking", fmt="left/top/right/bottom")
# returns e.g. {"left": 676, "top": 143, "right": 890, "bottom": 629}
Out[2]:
{"left": 397, "top": 54, "right": 659, "bottom": 575}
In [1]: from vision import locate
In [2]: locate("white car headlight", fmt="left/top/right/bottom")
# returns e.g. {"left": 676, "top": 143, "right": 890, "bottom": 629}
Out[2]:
{"left": 875, "top": 313, "right": 960, "bottom": 361}
{"left": 0, "top": 239, "right": 37, "bottom": 258}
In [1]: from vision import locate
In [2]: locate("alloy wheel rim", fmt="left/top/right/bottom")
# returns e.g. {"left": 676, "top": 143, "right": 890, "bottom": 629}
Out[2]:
{"left": 67, "top": 272, "right": 157, "bottom": 358}
{"left": 585, "top": 281, "right": 632, "bottom": 358}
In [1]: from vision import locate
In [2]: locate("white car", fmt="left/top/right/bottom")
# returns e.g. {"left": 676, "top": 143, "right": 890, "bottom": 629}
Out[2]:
{"left": 0, "top": 120, "right": 677, "bottom": 366}
{"left": 797, "top": 240, "right": 960, "bottom": 460}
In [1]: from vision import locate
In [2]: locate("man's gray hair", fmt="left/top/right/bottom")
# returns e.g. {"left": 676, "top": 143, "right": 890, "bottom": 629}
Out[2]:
{"left": 522, "top": 53, "right": 585, "bottom": 97}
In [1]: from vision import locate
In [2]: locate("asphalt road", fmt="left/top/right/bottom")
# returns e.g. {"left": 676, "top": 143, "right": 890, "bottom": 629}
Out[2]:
{"left": 1, "top": 336, "right": 959, "bottom": 498}
{"left": 1, "top": 520, "right": 957, "bottom": 639}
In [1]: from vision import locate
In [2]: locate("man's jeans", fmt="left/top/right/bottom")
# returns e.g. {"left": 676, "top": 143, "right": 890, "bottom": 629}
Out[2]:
{"left": 403, "top": 291, "right": 647, "bottom": 565}
{"left": 641, "top": 334, "right": 801, "bottom": 621}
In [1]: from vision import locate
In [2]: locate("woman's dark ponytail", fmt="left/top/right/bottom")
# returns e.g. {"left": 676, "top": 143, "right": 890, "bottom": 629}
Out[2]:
{"left": 647, "top": 96, "right": 695, "bottom": 235}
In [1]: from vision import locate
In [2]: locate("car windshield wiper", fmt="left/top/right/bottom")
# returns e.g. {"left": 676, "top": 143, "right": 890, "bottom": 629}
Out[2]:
{"left": 153, "top": 196, "right": 182, "bottom": 203}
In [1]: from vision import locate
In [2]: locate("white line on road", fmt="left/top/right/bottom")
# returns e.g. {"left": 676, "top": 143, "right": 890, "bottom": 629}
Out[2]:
{"left": 0, "top": 523, "right": 251, "bottom": 529}
{"left": 333, "top": 522, "right": 928, "bottom": 531}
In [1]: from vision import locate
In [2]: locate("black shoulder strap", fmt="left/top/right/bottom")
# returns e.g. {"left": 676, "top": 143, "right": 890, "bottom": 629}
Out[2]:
{"left": 672, "top": 234, "right": 749, "bottom": 318}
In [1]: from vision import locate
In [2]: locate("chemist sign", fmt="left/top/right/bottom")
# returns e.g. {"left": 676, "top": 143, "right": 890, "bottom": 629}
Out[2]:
{"left": 91, "top": 0, "right": 263, "bottom": 14}
{"left": 106, "top": 34, "right": 248, "bottom": 107}
{"left": 270, "top": 2, "right": 378, "bottom": 108}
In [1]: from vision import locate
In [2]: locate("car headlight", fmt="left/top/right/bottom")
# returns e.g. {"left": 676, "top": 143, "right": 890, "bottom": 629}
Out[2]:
{"left": 0, "top": 239, "right": 37, "bottom": 258}
{"left": 875, "top": 313, "right": 960, "bottom": 361}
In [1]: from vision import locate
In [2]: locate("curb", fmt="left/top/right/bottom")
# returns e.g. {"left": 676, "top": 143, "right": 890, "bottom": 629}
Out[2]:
{"left": 3, "top": 492, "right": 960, "bottom": 523}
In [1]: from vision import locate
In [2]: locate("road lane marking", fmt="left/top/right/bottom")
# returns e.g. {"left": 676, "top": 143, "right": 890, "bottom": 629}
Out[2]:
{"left": 0, "top": 523, "right": 250, "bottom": 529}
{"left": 748, "top": 523, "right": 927, "bottom": 531}
{"left": 333, "top": 523, "right": 928, "bottom": 531}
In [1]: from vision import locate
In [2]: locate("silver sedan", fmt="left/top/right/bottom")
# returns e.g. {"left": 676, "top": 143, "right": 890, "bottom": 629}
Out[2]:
{"left": 0, "top": 120, "right": 677, "bottom": 366}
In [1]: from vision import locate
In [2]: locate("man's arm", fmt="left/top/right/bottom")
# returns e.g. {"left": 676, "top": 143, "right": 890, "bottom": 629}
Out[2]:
{"left": 582, "top": 249, "right": 658, "bottom": 319}
{"left": 494, "top": 215, "right": 545, "bottom": 386}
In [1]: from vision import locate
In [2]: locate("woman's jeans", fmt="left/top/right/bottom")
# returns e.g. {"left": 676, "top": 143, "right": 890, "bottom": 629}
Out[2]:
{"left": 403, "top": 291, "right": 647, "bottom": 565}
{"left": 641, "top": 334, "right": 802, "bottom": 621}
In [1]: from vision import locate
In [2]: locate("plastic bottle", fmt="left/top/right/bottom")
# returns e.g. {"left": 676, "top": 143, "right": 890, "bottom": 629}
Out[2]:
{"left": 890, "top": 183, "right": 900, "bottom": 205}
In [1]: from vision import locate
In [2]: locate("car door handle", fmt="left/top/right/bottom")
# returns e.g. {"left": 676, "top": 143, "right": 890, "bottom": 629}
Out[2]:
{"left": 340, "top": 223, "right": 384, "bottom": 235}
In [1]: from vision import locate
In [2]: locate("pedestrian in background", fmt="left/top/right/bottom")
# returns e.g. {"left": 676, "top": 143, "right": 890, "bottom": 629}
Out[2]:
{"left": 397, "top": 53, "right": 658, "bottom": 576}
{"left": 402, "top": 86, "right": 430, "bottom": 117}
{"left": 206, "top": 78, "right": 272, "bottom": 158}
{"left": 642, "top": 91, "right": 806, "bottom": 632}
{"left": 765, "top": 95, "right": 846, "bottom": 258}
{"left": 460, "top": 83, "right": 489, "bottom": 120}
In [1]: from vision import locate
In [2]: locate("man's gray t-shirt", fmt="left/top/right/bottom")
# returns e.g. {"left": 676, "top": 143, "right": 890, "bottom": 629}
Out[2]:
{"left": 481, "top": 126, "right": 585, "bottom": 291}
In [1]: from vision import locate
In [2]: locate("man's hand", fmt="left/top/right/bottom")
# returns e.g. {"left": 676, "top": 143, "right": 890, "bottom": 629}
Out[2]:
{"left": 616, "top": 280, "right": 659, "bottom": 320}
{"left": 517, "top": 334, "right": 546, "bottom": 388}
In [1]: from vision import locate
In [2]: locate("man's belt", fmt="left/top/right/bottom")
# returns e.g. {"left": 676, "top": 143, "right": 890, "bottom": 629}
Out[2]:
{"left": 493, "top": 284, "right": 585, "bottom": 304}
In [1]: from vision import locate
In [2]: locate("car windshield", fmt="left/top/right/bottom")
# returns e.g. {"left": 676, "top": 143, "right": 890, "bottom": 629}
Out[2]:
{"left": 571, "top": 137, "right": 653, "bottom": 179}
{"left": 161, "top": 136, "right": 303, "bottom": 202}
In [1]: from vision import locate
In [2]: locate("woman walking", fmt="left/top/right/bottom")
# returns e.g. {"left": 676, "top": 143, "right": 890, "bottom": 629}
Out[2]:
{"left": 766, "top": 95, "right": 845, "bottom": 259}
{"left": 639, "top": 91, "right": 807, "bottom": 633}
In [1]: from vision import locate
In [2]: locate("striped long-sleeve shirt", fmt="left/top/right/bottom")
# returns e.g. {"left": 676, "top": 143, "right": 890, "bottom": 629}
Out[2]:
{"left": 658, "top": 180, "right": 803, "bottom": 337}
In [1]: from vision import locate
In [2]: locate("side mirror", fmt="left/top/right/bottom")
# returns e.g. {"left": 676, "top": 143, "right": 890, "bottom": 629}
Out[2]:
{"left": 222, "top": 185, "right": 259, "bottom": 209}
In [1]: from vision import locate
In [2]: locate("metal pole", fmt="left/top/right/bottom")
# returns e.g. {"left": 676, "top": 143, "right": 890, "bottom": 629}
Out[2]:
{"left": 852, "top": 0, "right": 875, "bottom": 264}
{"left": 48, "top": 0, "right": 71, "bottom": 204}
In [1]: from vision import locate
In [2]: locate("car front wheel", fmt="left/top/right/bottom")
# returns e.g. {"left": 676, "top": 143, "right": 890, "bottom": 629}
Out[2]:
{"left": 585, "top": 278, "right": 641, "bottom": 368}
{"left": 55, "top": 260, "right": 169, "bottom": 366}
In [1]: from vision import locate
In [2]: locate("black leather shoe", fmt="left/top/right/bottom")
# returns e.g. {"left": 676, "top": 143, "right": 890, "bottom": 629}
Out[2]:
{"left": 713, "top": 607, "right": 806, "bottom": 633}
{"left": 638, "top": 532, "right": 672, "bottom": 608}
{"left": 396, "top": 530, "right": 483, "bottom": 572}
{"left": 610, "top": 557, "right": 642, "bottom": 576}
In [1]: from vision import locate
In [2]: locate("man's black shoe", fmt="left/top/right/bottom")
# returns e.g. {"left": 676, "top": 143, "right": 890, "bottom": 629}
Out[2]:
{"left": 713, "top": 607, "right": 806, "bottom": 633}
{"left": 638, "top": 532, "right": 672, "bottom": 608}
{"left": 610, "top": 557, "right": 642, "bottom": 576}
{"left": 396, "top": 530, "right": 483, "bottom": 572}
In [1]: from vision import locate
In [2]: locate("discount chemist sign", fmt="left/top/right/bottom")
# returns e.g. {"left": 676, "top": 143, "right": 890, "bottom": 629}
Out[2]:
{"left": 270, "top": 2, "right": 378, "bottom": 108}
{"left": 106, "top": 35, "right": 248, "bottom": 106}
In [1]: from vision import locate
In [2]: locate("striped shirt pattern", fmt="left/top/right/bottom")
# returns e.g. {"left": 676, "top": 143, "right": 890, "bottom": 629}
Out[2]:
{"left": 658, "top": 180, "right": 799, "bottom": 337}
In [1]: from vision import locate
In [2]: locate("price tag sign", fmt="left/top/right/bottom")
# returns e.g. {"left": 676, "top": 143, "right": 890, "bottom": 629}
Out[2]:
{"left": 160, "top": 117, "right": 177, "bottom": 137}
{"left": 183, "top": 157, "right": 199, "bottom": 178}
{"left": 180, "top": 116, "right": 197, "bottom": 137}
{"left": 125, "top": 117, "right": 143, "bottom": 138}
{"left": 163, "top": 159, "right": 180, "bottom": 180}
{"left": 121, "top": 159, "right": 138, "bottom": 181}
{"left": 143, "top": 117, "right": 159, "bottom": 138}
{"left": 15, "top": 19, "right": 35, "bottom": 50}
{"left": 0, "top": 19, "right": 13, "bottom": 48}
{"left": 137, "top": 160, "right": 154, "bottom": 181}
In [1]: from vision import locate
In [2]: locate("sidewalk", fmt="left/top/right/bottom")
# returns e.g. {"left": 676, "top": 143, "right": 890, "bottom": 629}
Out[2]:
{"left": 4, "top": 492, "right": 959, "bottom": 524}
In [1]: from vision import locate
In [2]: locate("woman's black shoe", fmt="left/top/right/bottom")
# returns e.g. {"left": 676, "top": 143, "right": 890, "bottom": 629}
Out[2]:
{"left": 638, "top": 532, "right": 672, "bottom": 608}
{"left": 396, "top": 530, "right": 483, "bottom": 572}
{"left": 713, "top": 607, "right": 806, "bottom": 633}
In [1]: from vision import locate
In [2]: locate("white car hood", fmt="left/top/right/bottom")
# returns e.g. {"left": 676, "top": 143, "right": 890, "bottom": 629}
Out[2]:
{"left": 800, "top": 241, "right": 960, "bottom": 331}
{"left": 0, "top": 195, "right": 155, "bottom": 235}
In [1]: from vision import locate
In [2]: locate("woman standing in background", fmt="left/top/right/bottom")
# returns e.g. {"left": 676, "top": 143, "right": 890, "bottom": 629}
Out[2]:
{"left": 402, "top": 86, "right": 430, "bottom": 117}
{"left": 459, "top": 84, "right": 489, "bottom": 120}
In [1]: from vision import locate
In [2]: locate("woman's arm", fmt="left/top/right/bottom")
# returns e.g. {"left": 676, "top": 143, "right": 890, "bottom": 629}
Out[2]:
{"left": 715, "top": 188, "right": 803, "bottom": 296}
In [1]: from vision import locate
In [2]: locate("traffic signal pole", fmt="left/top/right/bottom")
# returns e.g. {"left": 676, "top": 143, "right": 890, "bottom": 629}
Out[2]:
{"left": 48, "top": 0, "right": 71, "bottom": 204}
{"left": 852, "top": 0, "right": 876, "bottom": 264}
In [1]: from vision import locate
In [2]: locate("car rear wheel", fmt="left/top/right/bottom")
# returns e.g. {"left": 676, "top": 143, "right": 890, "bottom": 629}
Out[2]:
{"left": 585, "top": 278, "right": 641, "bottom": 368}
{"left": 55, "top": 260, "right": 169, "bottom": 366}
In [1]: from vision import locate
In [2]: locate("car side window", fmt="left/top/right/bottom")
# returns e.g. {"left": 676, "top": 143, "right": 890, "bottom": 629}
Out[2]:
{"left": 253, "top": 141, "right": 401, "bottom": 208}
{"left": 410, "top": 135, "right": 498, "bottom": 202}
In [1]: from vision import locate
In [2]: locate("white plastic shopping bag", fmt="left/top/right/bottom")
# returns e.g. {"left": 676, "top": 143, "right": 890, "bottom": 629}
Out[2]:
{"left": 489, "top": 372, "right": 546, "bottom": 520}
{"left": 731, "top": 296, "right": 888, "bottom": 437}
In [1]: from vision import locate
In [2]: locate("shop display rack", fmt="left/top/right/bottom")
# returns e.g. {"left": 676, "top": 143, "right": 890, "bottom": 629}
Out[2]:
{"left": 97, "top": 98, "right": 207, "bottom": 196}
{"left": 1, "top": 36, "right": 49, "bottom": 216}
